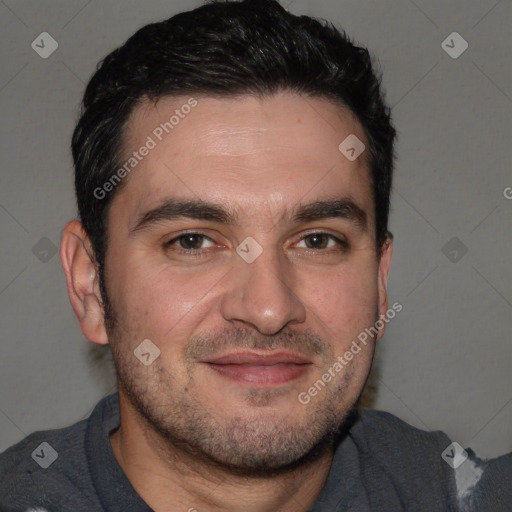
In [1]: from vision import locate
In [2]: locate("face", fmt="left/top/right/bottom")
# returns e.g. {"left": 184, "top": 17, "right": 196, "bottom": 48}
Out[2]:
{"left": 101, "top": 91, "right": 392, "bottom": 472}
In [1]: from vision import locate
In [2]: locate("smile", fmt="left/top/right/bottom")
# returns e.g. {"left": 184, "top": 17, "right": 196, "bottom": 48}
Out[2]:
{"left": 203, "top": 351, "right": 313, "bottom": 386}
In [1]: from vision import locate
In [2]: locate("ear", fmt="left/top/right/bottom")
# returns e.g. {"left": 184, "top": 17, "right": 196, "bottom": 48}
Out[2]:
{"left": 375, "top": 233, "right": 393, "bottom": 342}
{"left": 60, "top": 220, "right": 109, "bottom": 345}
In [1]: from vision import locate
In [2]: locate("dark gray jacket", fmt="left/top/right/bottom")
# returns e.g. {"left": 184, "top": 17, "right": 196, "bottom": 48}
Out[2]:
{"left": 0, "top": 393, "right": 509, "bottom": 511}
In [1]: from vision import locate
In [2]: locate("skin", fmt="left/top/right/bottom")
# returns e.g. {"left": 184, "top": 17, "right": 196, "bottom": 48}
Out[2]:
{"left": 61, "top": 91, "right": 393, "bottom": 512}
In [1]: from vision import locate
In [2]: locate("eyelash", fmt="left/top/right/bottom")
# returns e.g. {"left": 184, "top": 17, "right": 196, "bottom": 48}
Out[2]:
{"left": 163, "top": 231, "right": 349, "bottom": 257}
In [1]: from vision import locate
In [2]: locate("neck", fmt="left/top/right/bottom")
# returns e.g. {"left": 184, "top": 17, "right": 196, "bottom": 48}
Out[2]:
{"left": 110, "top": 391, "right": 335, "bottom": 512}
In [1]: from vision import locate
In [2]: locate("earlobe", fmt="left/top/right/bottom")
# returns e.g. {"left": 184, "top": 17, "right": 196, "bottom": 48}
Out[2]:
{"left": 60, "top": 220, "right": 109, "bottom": 345}
{"left": 376, "top": 234, "right": 394, "bottom": 342}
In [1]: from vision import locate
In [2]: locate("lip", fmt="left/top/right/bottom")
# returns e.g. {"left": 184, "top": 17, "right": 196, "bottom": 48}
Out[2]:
{"left": 202, "top": 351, "right": 313, "bottom": 386}
{"left": 204, "top": 350, "right": 311, "bottom": 366}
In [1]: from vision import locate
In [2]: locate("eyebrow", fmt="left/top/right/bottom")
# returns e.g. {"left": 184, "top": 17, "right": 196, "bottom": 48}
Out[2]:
{"left": 129, "top": 197, "right": 368, "bottom": 234}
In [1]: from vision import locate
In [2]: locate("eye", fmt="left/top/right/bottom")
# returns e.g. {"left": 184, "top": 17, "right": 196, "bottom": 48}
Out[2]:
{"left": 162, "top": 230, "right": 349, "bottom": 258}
{"left": 163, "top": 232, "right": 216, "bottom": 256}
{"left": 295, "top": 232, "right": 349, "bottom": 252}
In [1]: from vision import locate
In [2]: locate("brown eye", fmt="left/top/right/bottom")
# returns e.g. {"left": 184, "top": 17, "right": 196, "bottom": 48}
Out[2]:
{"left": 296, "top": 233, "right": 349, "bottom": 252}
{"left": 163, "top": 232, "right": 216, "bottom": 256}
{"left": 304, "top": 233, "right": 330, "bottom": 249}
{"left": 175, "top": 233, "right": 207, "bottom": 250}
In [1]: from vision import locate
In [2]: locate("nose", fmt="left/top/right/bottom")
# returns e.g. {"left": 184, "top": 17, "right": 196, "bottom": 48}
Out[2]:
{"left": 219, "top": 244, "right": 307, "bottom": 336}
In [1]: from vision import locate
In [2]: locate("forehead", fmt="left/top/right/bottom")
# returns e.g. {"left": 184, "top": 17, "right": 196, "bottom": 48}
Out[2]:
{"left": 113, "top": 91, "right": 373, "bottom": 227}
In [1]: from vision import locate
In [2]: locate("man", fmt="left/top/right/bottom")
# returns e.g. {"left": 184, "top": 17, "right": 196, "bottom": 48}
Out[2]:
{"left": 0, "top": 0, "right": 509, "bottom": 510}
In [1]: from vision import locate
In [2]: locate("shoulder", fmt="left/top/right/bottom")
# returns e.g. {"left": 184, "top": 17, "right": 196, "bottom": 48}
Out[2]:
{"left": 347, "top": 408, "right": 459, "bottom": 508}
{"left": 350, "top": 408, "right": 454, "bottom": 477}
{"left": 352, "top": 408, "right": 452, "bottom": 454}
{"left": 0, "top": 418, "right": 93, "bottom": 510}
{"left": 349, "top": 409, "right": 512, "bottom": 511}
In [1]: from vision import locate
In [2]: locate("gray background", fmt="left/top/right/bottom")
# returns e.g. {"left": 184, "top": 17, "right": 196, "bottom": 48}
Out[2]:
{"left": 0, "top": 0, "right": 510, "bottom": 458}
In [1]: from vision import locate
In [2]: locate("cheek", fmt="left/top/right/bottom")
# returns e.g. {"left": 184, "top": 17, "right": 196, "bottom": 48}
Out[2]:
{"left": 109, "top": 255, "right": 227, "bottom": 341}
{"left": 304, "top": 263, "right": 378, "bottom": 339}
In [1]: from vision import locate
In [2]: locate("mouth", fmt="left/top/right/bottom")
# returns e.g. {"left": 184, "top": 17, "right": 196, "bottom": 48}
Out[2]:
{"left": 202, "top": 351, "right": 313, "bottom": 387}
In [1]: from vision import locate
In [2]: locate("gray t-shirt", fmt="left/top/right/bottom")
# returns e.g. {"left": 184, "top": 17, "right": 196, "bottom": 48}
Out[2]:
{"left": 0, "top": 393, "right": 509, "bottom": 511}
